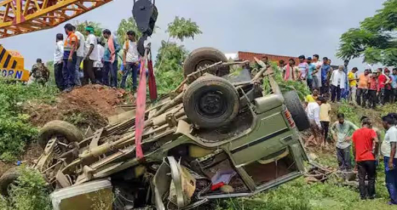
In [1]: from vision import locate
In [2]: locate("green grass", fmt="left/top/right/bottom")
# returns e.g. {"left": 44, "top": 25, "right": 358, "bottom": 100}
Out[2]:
{"left": 217, "top": 153, "right": 392, "bottom": 210}
{"left": 0, "top": 167, "right": 51, "bottom": 210}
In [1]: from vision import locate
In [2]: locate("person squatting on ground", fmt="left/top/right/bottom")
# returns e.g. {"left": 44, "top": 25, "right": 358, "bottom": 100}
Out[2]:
{"left": 102, "top": 29, "right": 121, "bottom": 87}
{"left": 62, "top": 23, "right": 78, "bottom": 92}
{"left": 330, "top": 65, "right": 347, "bottom": 102}
{"left": 352, "top": 118, "right": 379, "bottom": 200}
{"left": 54, "top": 33, "right": 64, "bottom": 91}
{"left": 381, "top": 115, "right": 397, "bottom": 205}
{"left": 82, "top": 26, "right": 99, "bottom": 85}
{"left": 121, "top": 30, "right": 140, "bottom": 92}
{"left": 330, "top": 113, "right": 358, "bottom": 171}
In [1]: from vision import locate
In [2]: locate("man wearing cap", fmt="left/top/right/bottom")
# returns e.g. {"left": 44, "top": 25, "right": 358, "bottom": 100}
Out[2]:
{"left": 83, "top": 26, "right": 98, "bottom": 85}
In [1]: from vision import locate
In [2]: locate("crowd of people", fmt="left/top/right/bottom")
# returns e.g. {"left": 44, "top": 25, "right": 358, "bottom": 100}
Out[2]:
{"left": 31, "top": 23, "right": 141, "bottom": 93}
{"left": 285, "top": 54, "right": 397, "bottom": 204}
{"left": 279, "top": 54, "right": 397, "bottom": 109}
{"left": 307, "top": 95, "right": 397, "bottom": 204}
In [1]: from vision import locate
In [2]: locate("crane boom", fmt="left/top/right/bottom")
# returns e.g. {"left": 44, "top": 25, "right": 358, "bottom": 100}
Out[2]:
{"left": 0, "top": 0, "right": 113, "bottom": 39}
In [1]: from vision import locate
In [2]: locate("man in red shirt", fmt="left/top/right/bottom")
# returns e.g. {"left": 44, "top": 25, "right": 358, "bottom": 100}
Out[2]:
{"left": 352, "top": 118, "right": 379, "bottom": 200}
{"left": 378, "top": 68, "right": 392, "bottom": 105}
{"left": 368, "top": 72, "right": 379, "bottom": 109}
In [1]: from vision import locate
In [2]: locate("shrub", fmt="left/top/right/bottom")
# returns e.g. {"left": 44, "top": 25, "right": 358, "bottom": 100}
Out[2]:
{"left": 0, "top": 82, "right": 57, "bottom": 161}
{"left": 7, "top": 167, "right": 51, "bottom": 210}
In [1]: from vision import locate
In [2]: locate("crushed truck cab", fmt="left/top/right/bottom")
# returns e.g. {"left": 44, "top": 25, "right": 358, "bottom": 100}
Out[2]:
{"left": 0, "top": 45, "right": 30, "bottom": 82}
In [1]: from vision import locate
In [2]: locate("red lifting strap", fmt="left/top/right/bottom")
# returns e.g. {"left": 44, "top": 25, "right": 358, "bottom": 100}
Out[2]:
{"left": 135, "top": 58, "right": 147, "bottom": 159}
{"left": 147, "top": 59, "right": 157, "bottom": 101}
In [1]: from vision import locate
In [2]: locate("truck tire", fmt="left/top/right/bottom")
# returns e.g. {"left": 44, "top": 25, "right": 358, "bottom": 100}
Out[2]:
{"left": 183, "top": 76, "right": 239, "bottom": 129}
{"left": 283, "top": 91, "right": 310, "bottom": 131}
{"left": 0, "top": 168, "right": 21, "bottom": 196}
{"left": 183, "top": 47, "right": 229, "bottom": 77}
{"left": 38, "top": 120, "right": 84, "bottom": 149}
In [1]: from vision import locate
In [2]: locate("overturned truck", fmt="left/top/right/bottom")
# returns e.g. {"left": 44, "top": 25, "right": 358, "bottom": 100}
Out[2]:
{"left": 0, "top": 48, "right": 311, "bottom": 210}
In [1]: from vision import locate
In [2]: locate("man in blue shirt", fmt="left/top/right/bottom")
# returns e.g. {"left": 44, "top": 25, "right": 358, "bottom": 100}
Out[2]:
{"left": 102, "top": 29, "right": 121, "bottom": 87}
{"left": 320, "top": 57, "right": 330, "bottom": 96}
{"left": 391, "top": 68, "right": 397, "bottom": 103}
{"left": 342, "top": 59, "right": 350, "bottom": 99}
{"left": 307, "top": 57, "right": 315, "bottom": 91}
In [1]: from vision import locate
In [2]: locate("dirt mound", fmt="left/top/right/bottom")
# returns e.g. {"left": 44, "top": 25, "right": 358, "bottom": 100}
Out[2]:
{"left": 26, "top": 85, "right": 134, "bottom": 129}
{"left": 63, "top": 85, "right": 133, "bottom": 116}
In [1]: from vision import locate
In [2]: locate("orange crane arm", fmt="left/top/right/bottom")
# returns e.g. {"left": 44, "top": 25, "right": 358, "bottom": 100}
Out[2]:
{"left": 0, "top": 0, "right": 113, "bottom": 39}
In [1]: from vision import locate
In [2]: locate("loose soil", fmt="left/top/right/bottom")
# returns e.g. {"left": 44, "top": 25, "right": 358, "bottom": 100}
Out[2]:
{"left": 0, "top": 143, "right": 42, "bottom": 176}
{"left": 1, "top": 85, "right": 135, "bottom": 177}
{"left": 25, "top": 85, "right": 134, "bottom": 130}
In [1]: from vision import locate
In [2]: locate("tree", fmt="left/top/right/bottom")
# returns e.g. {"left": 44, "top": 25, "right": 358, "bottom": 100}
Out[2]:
{"left": 155, "top": 42, "right": 188, "bottom": 94}
{"left": 156, "top": 17, "right": 202, "bottom": 71}
{"left": 337, "top": 0, "right": 397, "bottom": 65}
{"left": 117, "top": 17, "right": 142, "bottom": 47}
{"left": 167, "top": 17, "right": 202, "bottom": 41}
{"left": 154, "top": 17, "right": 201, "bottom": 95}
{"left": 74, "top": 21, "right": 103, "bottom": 37}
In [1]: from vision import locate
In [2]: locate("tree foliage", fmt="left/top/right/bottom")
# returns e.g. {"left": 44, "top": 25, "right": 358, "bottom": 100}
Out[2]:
{"left": 75, "top": 21, "right": 103, "bottom": 37}
{"left": 155, "top": 17, "right": 202, "bottom": 95}
{"left": 116, "top": 17, "right": 142, "bottom": 47}
{"left": 167, "top": 17, "right": 202, "bottom": 41}
{"left": 155, "top": 41, "right": 188, "bottom": 94}
{"left": 337, "top": 0, "right": 397, "bottom": 65}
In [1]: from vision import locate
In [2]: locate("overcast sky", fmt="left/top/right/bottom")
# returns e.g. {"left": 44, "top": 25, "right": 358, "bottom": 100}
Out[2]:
{"left": 0, "top": 0, "right": 386, "bottom": 70}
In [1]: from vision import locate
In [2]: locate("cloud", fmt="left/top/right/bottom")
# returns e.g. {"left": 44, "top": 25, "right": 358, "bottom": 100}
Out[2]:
{"left": 1, "top": 0, "right": 386, "bottom": 70}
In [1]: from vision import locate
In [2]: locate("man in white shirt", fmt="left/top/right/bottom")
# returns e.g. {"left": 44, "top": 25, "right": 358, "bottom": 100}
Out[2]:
{"left": 83, "top": 26, "right": 98, "bottom": 85}
{"left": 330, "top": 65, "right": 347, "bottom": 102}
{"left": 94, "top": 40, "right": 105, "bottom": 83}
{"left": 54, "top": 33, "right": 64, "bottom": 91}
{"left": 73, "top": 25, "right": 85, "bottom": 86}
{"left": 306, "top": 97, "right": 322, "bottom": 146}
{"left": 312, "top": 54, "right": 322, "bottom": 90}
{"left": 121, "top": 30, "right": 140, "bottom": 91}
{"left": 381, "top": 115, "right": 397, "bottom": 205}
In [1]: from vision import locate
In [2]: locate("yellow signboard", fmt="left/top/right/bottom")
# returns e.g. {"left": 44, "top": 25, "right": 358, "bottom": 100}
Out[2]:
{"left": 0, "top": 45, "right": 29, "bottom": 82}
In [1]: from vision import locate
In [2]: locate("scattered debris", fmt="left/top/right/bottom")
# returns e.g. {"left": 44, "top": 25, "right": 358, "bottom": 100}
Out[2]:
{"left": 305, "top": 163, "right": 335, "bottom": 183}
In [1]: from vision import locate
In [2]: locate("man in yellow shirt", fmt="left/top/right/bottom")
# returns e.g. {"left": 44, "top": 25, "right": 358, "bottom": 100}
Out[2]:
{"left": 320, "top": 97, "right": 331, "bottom": 148}
{"left": 348, "top": 67, "right": 359, "bottom": 105}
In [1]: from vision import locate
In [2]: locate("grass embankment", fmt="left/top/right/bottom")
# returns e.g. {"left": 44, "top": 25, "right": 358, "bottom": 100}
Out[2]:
{"left": 0, "top": 81, "right": 57, "bottom": 209}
